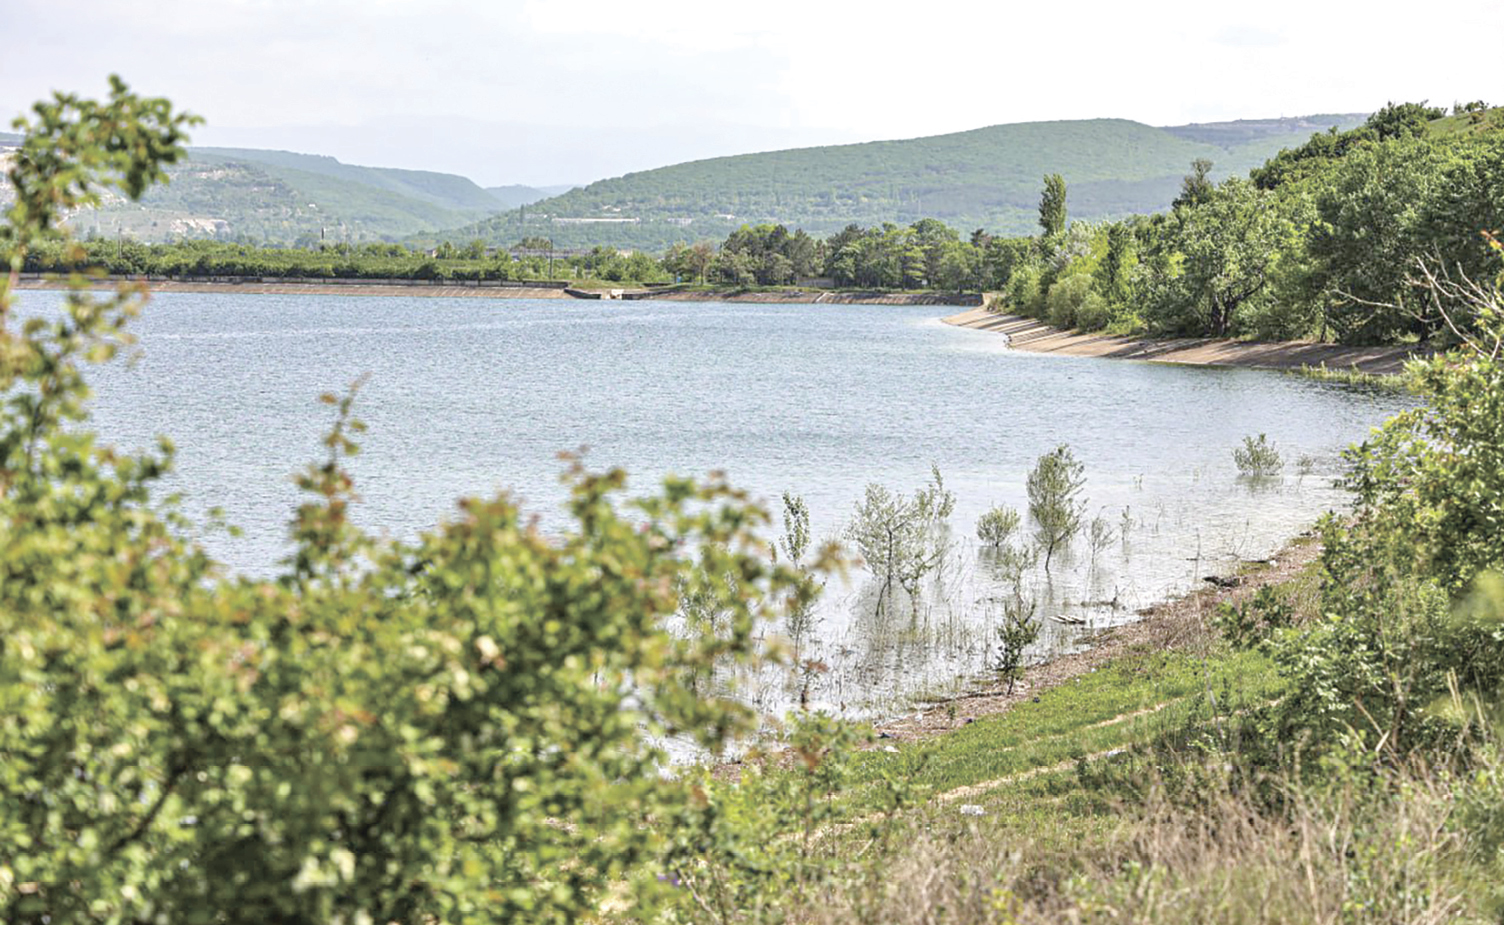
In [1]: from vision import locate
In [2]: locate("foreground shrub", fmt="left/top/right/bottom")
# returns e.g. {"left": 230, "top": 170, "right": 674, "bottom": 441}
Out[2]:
{"left": 1268, "top": 242, "right": 1504, "bottom": 764}
{"left": 0, "top": 78, "right": 821, "bottom": 924}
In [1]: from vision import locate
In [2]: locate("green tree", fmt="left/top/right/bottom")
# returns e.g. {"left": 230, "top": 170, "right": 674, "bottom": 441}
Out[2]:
{"left": 1140, "top": 179, "right": 1290, "bottom": 337}
{"left": 1027, "top": 445, "right": 1086, "bottom": 571}
{"left": 1095, "top": 221, "right": 1136, "bottom": 307}
{"left": 1173, "top": 157, "right": 1215, "bottom": 209}
{"left": 1305, "top": 137, "right": 1444, "bottom": 343}
{"left": 1364, "top": 100, "right": 1448, "bottom": 141}
{"left": 846, "top": 468, "right": 955, "bottom": 617}
{"left": 1038, "top": 173, "right": 1068, "bottom": 238}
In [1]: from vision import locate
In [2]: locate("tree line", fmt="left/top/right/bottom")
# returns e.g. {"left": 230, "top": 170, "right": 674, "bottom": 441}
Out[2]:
{"left": 22, "top": 100, "right": 1504, "bottom": 346}
{"left": 1004, "top": 101, "right": 1504, "bottom": 345}
{"left": 20, "top": 236, "right": 673, "bottom": 285}
{"left": 687, "top": 100, "right": 1503, "bottom": 346}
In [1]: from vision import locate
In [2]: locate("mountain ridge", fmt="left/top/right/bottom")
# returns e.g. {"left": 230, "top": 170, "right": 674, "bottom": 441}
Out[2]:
{"left": 1, "top": 112, "right": 1368, "bottom": 247}
{"left": 427, "top": 113, "right": 1368, "bottom": 250}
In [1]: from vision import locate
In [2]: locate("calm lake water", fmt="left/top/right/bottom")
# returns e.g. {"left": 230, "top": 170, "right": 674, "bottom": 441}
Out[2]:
{"left": 25, "top": 291, "right": 1414, "bottom": 715}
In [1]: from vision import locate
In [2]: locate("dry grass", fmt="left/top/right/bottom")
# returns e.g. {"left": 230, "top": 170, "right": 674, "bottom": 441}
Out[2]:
{"left": 664, "top": 529, "right": 1504, "bottom": 925}
{"left": 794, "top": 764, "right": 1488, "bottom": 925}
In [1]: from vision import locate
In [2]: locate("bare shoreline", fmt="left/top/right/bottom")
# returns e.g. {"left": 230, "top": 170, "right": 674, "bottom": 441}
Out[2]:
{"left": 11, "top": 276, "right": 981, "bottom": 307}
{"left": 13, "top": 278, "right": 1414, "bottom": 372}
{"left": 942, "top": 307, "right": 1417, "bottom": 374}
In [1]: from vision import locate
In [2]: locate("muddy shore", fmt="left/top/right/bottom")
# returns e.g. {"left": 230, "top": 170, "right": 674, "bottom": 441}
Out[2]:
{"left": 942, "top": 307, "right": 1417, "bottom": 374}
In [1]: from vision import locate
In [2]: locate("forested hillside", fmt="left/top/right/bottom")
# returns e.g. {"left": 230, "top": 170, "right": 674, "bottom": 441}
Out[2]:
{"left": 485, "top": 183, "right": 577, "bottom": 209}
{"left": 0, "top": 134, "right": 505, "bottom": 243}
{"left": 435, "top": 115, "right": 1366, "bottom": 250}
{"left": 4, "top": 114, "right": 1364, "bottom": 250}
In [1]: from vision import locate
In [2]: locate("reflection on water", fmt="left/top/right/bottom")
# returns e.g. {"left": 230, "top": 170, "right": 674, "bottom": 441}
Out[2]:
{"left": 19, "top": 290, "right": 1414, "bottom": 719}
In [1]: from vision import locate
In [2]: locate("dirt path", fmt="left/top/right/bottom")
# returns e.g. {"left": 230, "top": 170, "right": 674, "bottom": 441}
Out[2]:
{"left": 943, "top": 308, "right": 1417, "bottom": 374}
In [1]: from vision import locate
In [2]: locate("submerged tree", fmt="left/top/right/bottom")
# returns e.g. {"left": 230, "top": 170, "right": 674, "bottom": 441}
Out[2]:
{"left": 1027, "top": 445, "right": 1087, "bottom": 571}
{"left": 847, "top": 466, "right": 955, "bottom": 617}
{"left": 976, "top": 503, "right": 1022, "bottom": 547}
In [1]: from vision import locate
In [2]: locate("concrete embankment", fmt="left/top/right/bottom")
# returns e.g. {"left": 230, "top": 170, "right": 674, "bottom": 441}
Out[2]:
{"left": 943, "top": 308, "right": 1418, "bottom": 374}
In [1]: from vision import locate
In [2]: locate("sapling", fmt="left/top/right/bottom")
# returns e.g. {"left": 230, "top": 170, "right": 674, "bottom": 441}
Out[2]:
{"left": 779, "top": 491, "right": 811, "bottom": 565}
{"left": 1233, "top": 434, "right": 1284, "bottom": 478}
{"left": 990, "top": 542, "right": 1038, "bottom": 605}
{"left": 779, "top": 492, "right": 820, "bottom": 648}
{"left": 976, "top": 503, "right": 1021, "bottom": 547}
{"left": 847, "top": 466, "right": 955, "bottom": 617}
{"left": 1027, "top": 445, "right": 1087, "bottom": 570}
{"left": 994, "top": 600, "right": 1041, "bottom": 694}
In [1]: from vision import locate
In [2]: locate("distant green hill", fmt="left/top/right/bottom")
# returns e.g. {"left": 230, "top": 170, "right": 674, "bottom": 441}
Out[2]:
{"left": 485, "top": 184, "right": 577, "bottom": 209}
{"left": 0, "top": 141, "right": 507, "bottom": 244}
{"left": 192, "top": 147, "right": 502, "bottom": 213}
{"left": 432, "top": 114, "right": 1367, "bottom": 251}
{"left": 5, "top": 115, "right": 1370, "bottom": 250}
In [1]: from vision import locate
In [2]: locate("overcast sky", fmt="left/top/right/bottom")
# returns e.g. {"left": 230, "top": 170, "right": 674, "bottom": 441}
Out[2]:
{"left": 3, "top": 0, "right": 1500, "bottom": 187}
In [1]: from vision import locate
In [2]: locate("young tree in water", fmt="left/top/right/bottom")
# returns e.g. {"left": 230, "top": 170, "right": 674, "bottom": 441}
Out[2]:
{"left": 847, "top": 467, "right": 955, "bottom": 617}
{"left": 1038, "top": 173, "right": 1068, "bottom": 238}
{"left": 1027, "top": 444, "right": 1086, "bottom": 570}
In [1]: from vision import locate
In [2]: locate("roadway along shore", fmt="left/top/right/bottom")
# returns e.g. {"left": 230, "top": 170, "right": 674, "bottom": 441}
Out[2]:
{"left": 943, "top": 307, "right": 1417, "bottom": 374}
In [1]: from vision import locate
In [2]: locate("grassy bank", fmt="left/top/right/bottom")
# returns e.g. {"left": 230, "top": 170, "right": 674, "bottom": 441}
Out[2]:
{"left": 657, "top": 539, "right": 1500, "bottom": 923}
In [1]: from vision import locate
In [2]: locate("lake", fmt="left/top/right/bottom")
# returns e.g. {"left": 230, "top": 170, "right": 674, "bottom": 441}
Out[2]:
{"left": 24, "top": 291, "right": 1414, "bottom": 715}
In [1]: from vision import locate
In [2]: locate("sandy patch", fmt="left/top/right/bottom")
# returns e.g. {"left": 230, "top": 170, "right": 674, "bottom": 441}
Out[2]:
{"left": 944, "top": 308, "right": 1417, "bottom": 374}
